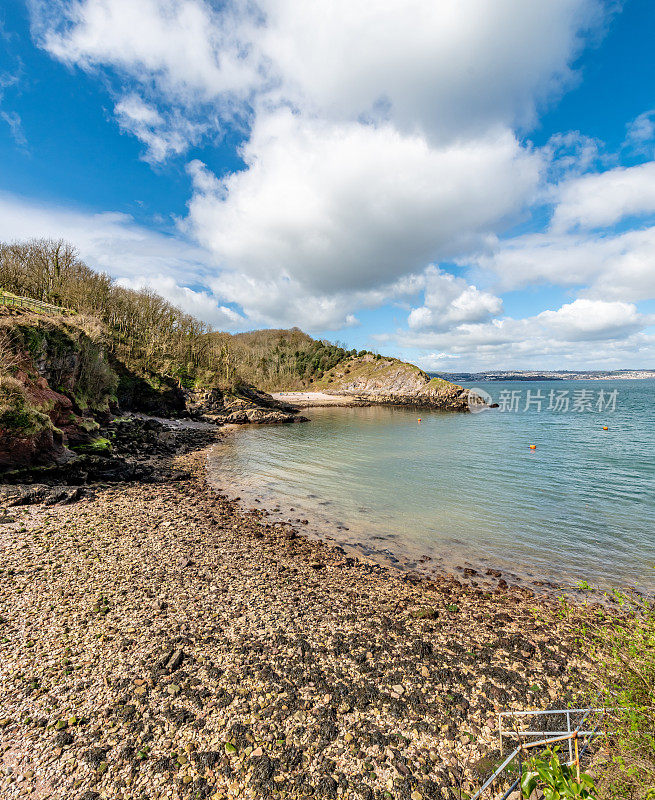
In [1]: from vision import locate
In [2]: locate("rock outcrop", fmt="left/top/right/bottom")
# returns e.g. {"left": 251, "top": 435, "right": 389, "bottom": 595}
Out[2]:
{"left": 187, "top": 384, "right": 307, "bottom": 425}
{"left": 314, "top": 354, "right": 473, "bottom": 410}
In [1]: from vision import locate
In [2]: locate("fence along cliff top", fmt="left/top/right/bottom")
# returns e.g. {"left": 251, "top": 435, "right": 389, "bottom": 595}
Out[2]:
{"left": 0, "top": 289, "right": 73, "bottom": 316}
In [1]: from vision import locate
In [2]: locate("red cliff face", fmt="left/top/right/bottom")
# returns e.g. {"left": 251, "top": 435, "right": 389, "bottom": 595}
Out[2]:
{"left": 0, "top": 315, "right": 116, "bottom": 471}
{"left": 0, "top": 424, "right": 68, "bottom": 470}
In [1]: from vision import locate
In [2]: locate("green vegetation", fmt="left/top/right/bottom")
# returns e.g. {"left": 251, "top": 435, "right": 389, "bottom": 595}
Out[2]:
{"left": 72, "top": 436, "right": 112, "bottom": 455}
{"left": 211, "top": 328, "right": 374, "bottom": 390}
{"left": 521, "top": 748, "right": 597, "bottom": 799}
{"left": 0, "top": 374, "right": 52, "bottom": 435}
{"left": 590, "top": 594, "right": 655, "bottom": 799}
{"left": 1, "top": 238, "right": 376, "bottom": 392}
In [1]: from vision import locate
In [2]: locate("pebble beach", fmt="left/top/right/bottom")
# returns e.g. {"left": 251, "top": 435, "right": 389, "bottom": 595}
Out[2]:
{"left": 0, "top": 433, "right": 601, "bottom": 800}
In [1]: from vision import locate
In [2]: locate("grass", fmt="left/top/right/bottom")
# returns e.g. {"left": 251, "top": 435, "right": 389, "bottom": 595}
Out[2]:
{"left": 576, "top": 593, "right": 655, "bottom": 799}
{"left": 71, "top": 437, "right": 112, "bottom": 455}
{"left": 0, "top": 374, "right": 53, "bottom": 436}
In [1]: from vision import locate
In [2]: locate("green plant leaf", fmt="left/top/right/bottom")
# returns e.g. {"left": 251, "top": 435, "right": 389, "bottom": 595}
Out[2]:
{"left": 521, "top": 770, "right": 539, "bottom": 798}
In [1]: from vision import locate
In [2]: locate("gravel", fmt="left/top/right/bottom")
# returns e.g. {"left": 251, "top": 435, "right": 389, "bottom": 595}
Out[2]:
{"left": 0, "top": 441, "right": 601, "bottom": 800}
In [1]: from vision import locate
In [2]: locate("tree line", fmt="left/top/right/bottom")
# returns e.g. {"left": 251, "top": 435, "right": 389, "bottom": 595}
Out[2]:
{"left": 0, "top": 238, "right": 230, "bottom": 386}
{"left": 0, "top": 238, "right": 365, "bottom": 390}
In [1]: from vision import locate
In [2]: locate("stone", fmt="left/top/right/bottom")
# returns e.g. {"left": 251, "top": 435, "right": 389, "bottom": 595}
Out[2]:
{"left": 166, "top": 648, "right": 185, "bottom": 672}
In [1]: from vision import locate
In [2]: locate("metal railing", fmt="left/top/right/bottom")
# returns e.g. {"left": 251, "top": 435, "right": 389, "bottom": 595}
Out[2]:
{"left": 0, "top": 291, "right": 73, "bottom": 315}
{"left": 471, "top": 707, "right": 604, "bottom": 800}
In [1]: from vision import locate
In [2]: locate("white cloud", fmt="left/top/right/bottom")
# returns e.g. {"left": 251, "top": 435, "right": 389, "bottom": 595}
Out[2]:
{"left": 624, "top": 109, "right": 655, "bottom": 154}
{"left": 33, "top": 0, "right": 260, "bottom": 104}
{"left": 473, "top": 226, "right": 655, "bottom": 302}
{"left": 258, "top": 0, "right": 604, "bottom": 139}
{"left": 115, "top": 93, "right": 208, "bottom": 162}
{"left": 0, "top": 191, "right": 243, "bottom": 329}
{"left": 117, "top": 274, "right": 244, "bottom": 328}
{"left": 536, "top": 298, "right": 647, "bottom": 340}
{"left": 551, "top": 160, "right": 655, "bottom": 231}
{"left": 209, "top": 272, "right": 360, "bottom": 331}
{"left": 208, "top": 269, "right": 429, "bottom": 332}
{"left": 34, "top": 0, "right": 605, "bottom": 141}
{"left": 542, "top": 130, "right": 606, "bottom": 180}
{"left": 186, "top": 112, "right": 542, "bottom": 294}
{"left": 397, "top": 299, "right": 654, "bottom": 370}
{"left": 407, "top": 266, "right": 503, "bottom": 330}
{"left": 0, "top": 192, "right": 204, "bottom": 281}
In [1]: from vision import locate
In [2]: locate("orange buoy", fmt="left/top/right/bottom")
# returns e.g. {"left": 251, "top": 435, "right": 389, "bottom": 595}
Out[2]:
{"left": 602, "top": 426, "right": 608, "bottom": 430}
{"left": 529, "top": 444, "right": 537, "bottom": 450}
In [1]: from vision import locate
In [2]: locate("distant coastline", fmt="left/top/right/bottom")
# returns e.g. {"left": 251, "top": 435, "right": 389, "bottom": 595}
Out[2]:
{"left": 432, "top": 369, "right": 655, "bottom": 382}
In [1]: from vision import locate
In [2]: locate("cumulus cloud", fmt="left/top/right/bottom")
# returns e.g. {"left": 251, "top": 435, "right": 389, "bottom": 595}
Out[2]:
{"left": 0, "top": 191, "right": 243, "bottom": 329}
{"left": 117, "top": 274, "right": 245, "bottom": 328}
{"left": 398, "top": 299, "right": 654, "bottom": 370}
{"left": 407, "top": 267, "right": 503, "bottom": 330}
{"left": 267, "top": 0, "right": 605, "bottom": 138}
{"left": 209, "top": 272, "right": 360, "bottom": 331}
{"left": 0, "top": 192, "right": 204, "bottom": 280}
{"left": 536, "top": 298, "right": 647, "bottom": 340}
{"left": 551, "top": 160, "right": 655, "bottom": 231}
{"left": 33, "top": 0, "right": 605, "bottom": 140}
{"left": 472, "top": 226, "right": 655, "bottom": 302}
{"left": 32, "top": 0, "right": 260, "bottom": 104}
{"left": 186, "top": 112, "right": 542, "bottom": 293}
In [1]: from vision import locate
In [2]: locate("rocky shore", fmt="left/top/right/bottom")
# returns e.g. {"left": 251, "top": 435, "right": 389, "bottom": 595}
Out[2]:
{"left": 0, "top": 429, "right": 602, "bottom": 800}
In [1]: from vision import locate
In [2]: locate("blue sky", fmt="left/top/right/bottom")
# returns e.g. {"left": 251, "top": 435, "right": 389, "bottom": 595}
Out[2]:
{"left": 1, "top": 0, "right": 655, "bottom": 370}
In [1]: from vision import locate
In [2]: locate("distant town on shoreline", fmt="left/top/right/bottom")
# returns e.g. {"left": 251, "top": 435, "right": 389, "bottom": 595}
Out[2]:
{"left": 432, "top": 369, "right": 655, "bottom": 382}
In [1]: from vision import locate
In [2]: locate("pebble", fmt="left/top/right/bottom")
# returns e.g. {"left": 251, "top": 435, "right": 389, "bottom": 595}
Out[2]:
{"left": 0, "top": 444, "right": 602, "bottom": 800}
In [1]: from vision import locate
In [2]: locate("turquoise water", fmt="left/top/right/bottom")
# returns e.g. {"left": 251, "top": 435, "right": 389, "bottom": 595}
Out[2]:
{"left": 207, "top": 380, "right": 655, "bottom": 592}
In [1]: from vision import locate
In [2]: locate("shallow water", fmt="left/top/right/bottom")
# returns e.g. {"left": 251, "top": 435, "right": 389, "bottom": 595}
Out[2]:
{"left": 207, "top": 379, "right": 655, "bottom": 592}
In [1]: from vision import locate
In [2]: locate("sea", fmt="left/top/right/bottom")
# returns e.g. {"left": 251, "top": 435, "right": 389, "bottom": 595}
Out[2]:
{"left": 206, "top": 379, "right": 655, "bottom": 594}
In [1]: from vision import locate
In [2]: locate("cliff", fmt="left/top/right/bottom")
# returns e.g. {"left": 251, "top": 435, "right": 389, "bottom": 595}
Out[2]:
{"left": 0, "top": 309, "right": 305, "bottom": 472}
{"left": 309, "top": 354, "right": 471, "bottom": 410}
{"left": 0, "top": 311, "right": 117, "bottom": 468}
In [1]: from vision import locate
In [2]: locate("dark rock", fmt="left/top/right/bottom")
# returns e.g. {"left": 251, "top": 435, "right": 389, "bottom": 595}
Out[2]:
{"left": 250, "top": 753, "right": 276, "bottom": 789}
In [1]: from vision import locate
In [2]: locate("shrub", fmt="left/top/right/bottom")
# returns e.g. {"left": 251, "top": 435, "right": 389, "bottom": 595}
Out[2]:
{"left": 521, "top": 748, "right": 597, "bottom": 799}
{"left": 0, "top": 375, "right": 51, "bottom": 435}
{"left": 590, "top": 594, "right": 655, "bottom": 799}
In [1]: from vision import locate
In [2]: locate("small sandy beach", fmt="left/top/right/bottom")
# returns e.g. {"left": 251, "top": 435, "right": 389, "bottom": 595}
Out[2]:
{"left": 271, "top": 392, "right": 366, "bottom": 408}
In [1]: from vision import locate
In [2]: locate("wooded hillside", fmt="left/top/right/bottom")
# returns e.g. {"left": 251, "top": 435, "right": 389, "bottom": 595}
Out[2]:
{"left": 0, "top": 238, "right": 373, "bottom": 391}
